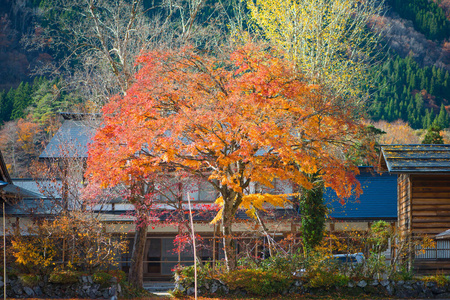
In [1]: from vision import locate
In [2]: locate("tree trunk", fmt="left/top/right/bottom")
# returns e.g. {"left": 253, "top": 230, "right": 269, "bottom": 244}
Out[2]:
{"left": 128, "top": 221, "right": 148, "bottom": 288}
{"left": 222, "top": 208, "right": 236, "bottom": 271}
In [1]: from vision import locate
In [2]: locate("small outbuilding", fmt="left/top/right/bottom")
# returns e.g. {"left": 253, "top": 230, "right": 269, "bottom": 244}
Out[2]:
{"left": 380, "top": 144, "right": 450, "bottom": 273}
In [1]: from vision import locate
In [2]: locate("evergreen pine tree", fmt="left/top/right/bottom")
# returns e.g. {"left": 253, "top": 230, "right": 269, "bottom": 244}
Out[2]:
{"left": 0, "top": 91, "right": 5, "bottom": 123}
{"left": 436, "top": 104, "right": 449, "bottom": 129}
{"left": 422, "top": 123, "right": 444, "bottom": 144}
{"left": 423, "top": 109, "right": 432, "bottom": 129}
{"left": 3, "top": 88, "right": 15, "bottom": 122}
{"left": 11, "top": 82, "right": 32, "bottom": 119}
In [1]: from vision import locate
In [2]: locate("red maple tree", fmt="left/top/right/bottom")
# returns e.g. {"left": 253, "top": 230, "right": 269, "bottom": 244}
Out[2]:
{"left": 86, "top": 42, "right": 374, "bottom": 282}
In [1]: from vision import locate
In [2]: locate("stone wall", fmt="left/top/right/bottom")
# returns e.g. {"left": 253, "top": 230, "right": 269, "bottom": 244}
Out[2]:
{"left": 175, "top": 278, "right": 450, "bottom": 299}
{"left": 0, "top": 275, "right": 120, "bottom": 299}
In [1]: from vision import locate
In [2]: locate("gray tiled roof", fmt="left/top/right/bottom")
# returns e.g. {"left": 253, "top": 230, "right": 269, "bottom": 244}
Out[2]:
{"left": 381, "top": 144, "right": 450, "bottom": 173}
{"left": 12, "top": 179, "right": 62, "bottom": 199}
{"left": 5, "top": 199, "right": 61, "bottom": 215}
{"left": 40, "top": 119, "right": 97, "bottom": 159}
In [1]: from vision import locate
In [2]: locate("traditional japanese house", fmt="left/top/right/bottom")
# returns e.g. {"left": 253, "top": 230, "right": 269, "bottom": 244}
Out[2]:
{"left": 0, "top": 148, "right": 57, "bottom": 235}
{"left": 380, "top": 144, "right": 450, "bottom": 273}
{"left": 34, "top": 113, "right": 399, "bottom": 279}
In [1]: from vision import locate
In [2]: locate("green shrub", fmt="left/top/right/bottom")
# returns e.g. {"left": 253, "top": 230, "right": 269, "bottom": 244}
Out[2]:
{"left": 258, "top": 253, "right": 304, "bottom": 276}
{"left": 220, "top": 269, "right": 292, "bottom": 296}
{"left": 120, "top": 282, "right": 153, "bottom": 298}
{"left": 19, "top": 274, "right": 41, "bottom": 287}
{"left": 391, "top": 266, "right": 415, "bottom": 281}
{"left": 107, "top": 269, "right": 127, "bottom": 283}
{"left": 49, "top": 269, "right": 81, "bottom": 284}
{"left": 93, "top": 272, "right": 113, "bottom": 287}
{"left": 422, "top": 274, "right": 449, "bottom": 287}
{"left": 307, "top": 269, "right": 349, "bottom": 288}
{"left": 175, "top": 263, "right": 214, "bottom": 287}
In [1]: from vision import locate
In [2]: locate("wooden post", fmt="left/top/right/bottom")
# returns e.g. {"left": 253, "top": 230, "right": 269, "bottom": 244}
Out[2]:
{"left": 3, "top": 202, "right": 6, "bottom": 300}
{"left": 212, "top": 223, "right": 216, "bottom": 272}
{"left": 187, "top": 195, "right": 197, "bottom": 300}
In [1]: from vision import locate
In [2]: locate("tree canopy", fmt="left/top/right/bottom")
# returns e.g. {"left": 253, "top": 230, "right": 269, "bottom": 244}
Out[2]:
{"left": 86, "top": 42, "right": 375, "bottom": 269}
{"left": 247, "top": 0, "right": 384, "bottom": 105}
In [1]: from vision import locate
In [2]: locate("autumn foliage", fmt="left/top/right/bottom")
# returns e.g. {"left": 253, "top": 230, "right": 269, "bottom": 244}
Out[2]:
{"left": 86, "top": 42, "right": 374, "bottom": 269}
{"left": 11, "top": 212, "right": 127, "bottom": 274}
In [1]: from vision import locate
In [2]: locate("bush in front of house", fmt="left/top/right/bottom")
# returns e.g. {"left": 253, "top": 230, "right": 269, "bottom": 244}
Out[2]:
{"left": 173, "top": 221, "right": 444, "bottom": 297}
{"left": 220, "top": 268, "right": 293, "bottom": 296}
{"left": 19, "top": 274, "right": 41, "bottom": 287}
{"left": 10, "top": 212, "right": 128, "bottom": 276}
{"left": 49, "top": 268, "right": 82, "bottom": 284}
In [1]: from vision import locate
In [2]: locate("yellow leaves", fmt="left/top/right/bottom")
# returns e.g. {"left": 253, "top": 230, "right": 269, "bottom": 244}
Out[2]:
{"left": 11, "top": 238, "right": 57, "bottom": 269}
{"left": 211, "top": 208, "right": 223, "bottom": 224}
{"left": 210, "top": 196, "right": 224, "bottom": 224}
{"left": 417, "top": 235, "right": 437, "bottom": 255}
{"left": 241, "top": 193, "right": 290, "bottom": 211}
{"left": 248, "top": 0, "right": 383, "bottom": 101}
{"left": 161, "top": 148, "right": 176, "bottom": 162}
{"left": 210, "top": 193, "right": 291, "bottom": 224}
{"left": 11, "top": 212, "right": 128, "bottom": 272}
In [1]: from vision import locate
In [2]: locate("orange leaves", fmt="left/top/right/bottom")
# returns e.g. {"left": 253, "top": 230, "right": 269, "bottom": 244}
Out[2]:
{"left": 86, "top": 42, "right": 372, "bottom": 226}
{"left": 16, "top": 118, "right": 40, "bottom": 155}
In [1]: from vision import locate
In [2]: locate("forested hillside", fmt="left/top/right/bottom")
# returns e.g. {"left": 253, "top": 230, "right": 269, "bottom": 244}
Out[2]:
{"left": 1, "top": 0, "right": 450, "bottom": 176}
{"left": 368, "top": 0, "right": 450, "bottom": 129}
{"left": 371, "top": 55, "right": 450, "bottom": 129}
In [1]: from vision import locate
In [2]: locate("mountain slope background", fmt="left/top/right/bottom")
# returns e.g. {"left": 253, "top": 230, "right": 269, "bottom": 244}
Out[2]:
{"left": 0, "top": 0, "right": 450, "bottom": 177}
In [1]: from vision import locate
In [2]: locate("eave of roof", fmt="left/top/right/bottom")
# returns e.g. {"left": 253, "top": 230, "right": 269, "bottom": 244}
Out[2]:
{"left": 60, "top": 112, "right": 101, "bottom": 121}
{"left": 380, "top": 144, "right": 450, "bottom": 174}
{"left": 436, "top": 229, "right": 450, "bottom": 239}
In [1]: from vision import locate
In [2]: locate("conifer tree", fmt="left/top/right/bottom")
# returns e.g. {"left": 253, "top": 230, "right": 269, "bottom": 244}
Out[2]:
{"left": 436, "top": 104, "right": 449, "bottom": 129}
{"left": 422, "top": 124, "right": 444, "bottom": 144}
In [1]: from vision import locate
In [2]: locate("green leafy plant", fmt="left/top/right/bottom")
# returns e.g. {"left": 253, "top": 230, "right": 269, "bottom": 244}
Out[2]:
{"left": 422, "top": 274, "right": 449, "bottom": 287}
{"left": 49, "top": 269, "right": 81, "bottom": 284}
{"left": 93, "top": 271, "right": 113, "bottom": 287}
{"left": 120, "top": 281, "right": 153, "bottom": 298}
{"left": 258, "top": 252, "right": 305, "bottom": 276}
{"left": 219, "top": 269, "right": 292, "bottom": 296}
{"left": 175, "top": 263, "right": 215, "bottom": 287}
{"left": 392, "top": 266, "right": 415, "bottom": 281}
{"left": 307, "top": 269, "right": 350, "bottom": 288}
{"left": 107, "top": 269, "right": 127, "bottom": 283}
{"left": 19, "top": 274, "right": 41, "bottom": 287}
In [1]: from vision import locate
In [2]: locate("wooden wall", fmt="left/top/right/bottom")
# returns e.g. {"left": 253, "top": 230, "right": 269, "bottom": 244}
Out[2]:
{"left": 398, "top": 174, "right": 411, "bottom": 237}
{"left": 414, "top": 261, "right": 450, "bottom": 274}
{"left": 402, "top": 174, "right": 450, "bottom": 274}
{"left": 410, "top": 175, "right": 450, "bottom": 236}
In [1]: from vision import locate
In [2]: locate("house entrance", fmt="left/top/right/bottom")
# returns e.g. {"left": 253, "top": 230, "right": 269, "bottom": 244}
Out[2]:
{"left": 144, "top": 238, "right": 186, "bottom": 277}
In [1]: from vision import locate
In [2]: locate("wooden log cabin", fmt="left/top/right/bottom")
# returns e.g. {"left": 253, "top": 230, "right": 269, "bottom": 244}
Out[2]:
{"left": 380, "top": 144, "right": 450, "bottom": 273}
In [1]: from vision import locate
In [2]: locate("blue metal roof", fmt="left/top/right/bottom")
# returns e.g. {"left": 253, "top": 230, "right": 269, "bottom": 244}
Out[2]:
{"left": 40, "top": 119, "right": 96, "bottom": 159}
{"left": 325, "top": 169, "right": 397, "bottom": 220}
